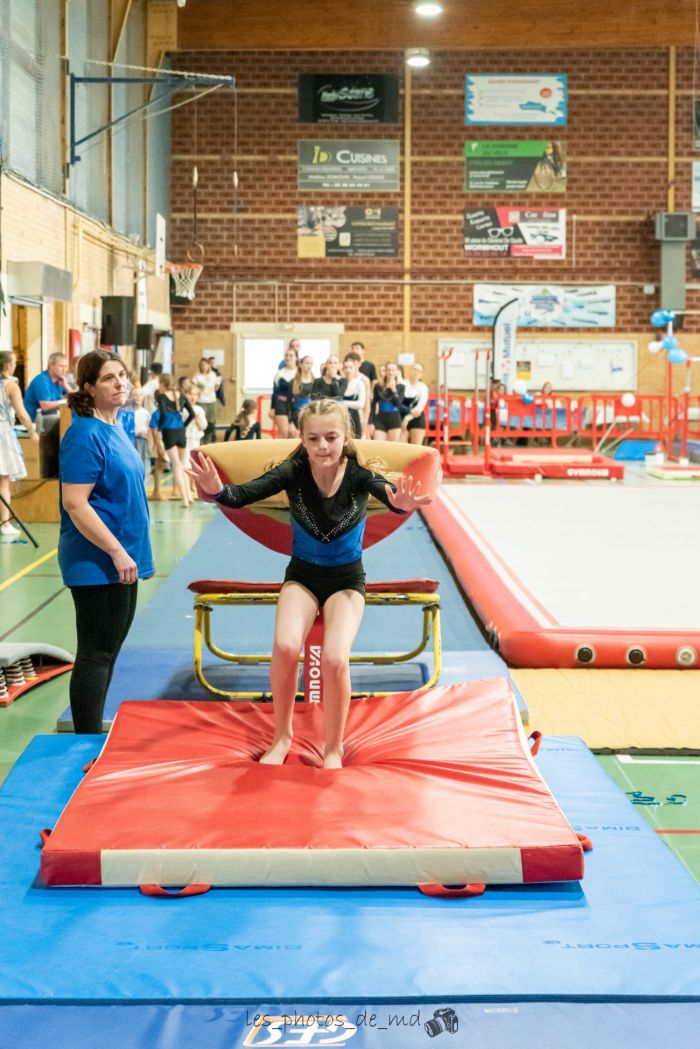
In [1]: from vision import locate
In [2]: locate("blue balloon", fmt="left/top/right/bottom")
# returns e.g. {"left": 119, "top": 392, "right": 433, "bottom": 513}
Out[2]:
{"left": 662, "top": 334, "right": 678, "bottom": 350}
{"left": 662, "top": 310, "right": 676, "bottom": 324}
{"left": 668, "top": 347, "right": 688, "bottom": 364}
{"left": 522, "top": 393, "right": 534, "bottom": 405}
{"left": 650, "top": 310, "right": 667, "bottom": 327}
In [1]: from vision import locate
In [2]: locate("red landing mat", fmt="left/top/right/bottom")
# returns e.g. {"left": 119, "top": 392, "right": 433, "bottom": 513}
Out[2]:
{"left": 41, "top": 681, "right": 586, "bottom": 891}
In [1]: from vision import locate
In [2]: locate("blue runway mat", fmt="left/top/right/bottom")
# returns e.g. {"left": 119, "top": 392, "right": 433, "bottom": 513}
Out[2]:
{"left": 60, "top": 510, "right": 529, "bottom": 728}
{"left": 123, "top": 510, "right": 488, "bottom": 654}
{"left": 1, "top": 734, "right": 699, "bottom": 1024}
{"left": 57, "top": 649, "right": 525, "bottom": 728}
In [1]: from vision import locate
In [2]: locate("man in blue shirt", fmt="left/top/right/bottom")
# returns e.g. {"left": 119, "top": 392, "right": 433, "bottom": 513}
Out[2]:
{"left": 23, "top": 352, "right": 69, "bottom": 425}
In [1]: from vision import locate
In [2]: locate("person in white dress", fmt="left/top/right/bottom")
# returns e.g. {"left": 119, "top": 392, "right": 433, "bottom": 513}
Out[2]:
{"left": 191, "top": 358, "right": 222, "bottom": 444}
{"left": 182, "top": 383, "right": 207, "bottom": 497}
{"left": 0, "top": 351, "right": 39, "bottom": 535}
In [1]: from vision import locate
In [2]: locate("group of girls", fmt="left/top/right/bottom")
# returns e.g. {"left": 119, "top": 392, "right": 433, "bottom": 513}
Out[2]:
{"left": 270, "top": 340, "right": 430, "bottom": 446}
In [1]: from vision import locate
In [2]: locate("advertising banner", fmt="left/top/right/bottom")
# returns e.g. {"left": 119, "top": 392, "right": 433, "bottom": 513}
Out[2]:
{"left": 298, "top": 74, "right": 399, "bottom": 124}
{"left": 464, "top": 208, "right": 566, "bottom": 259}
{"left": 298, "top": 140, "right": 400, "bottom": 190}
{"left": 465, "top": 74, "right": 567, "bottom": 126}
{"left": 464, "top": 141, "right": 567, "bottom": 192}
{"left": 492, "top": 296, "right": 520, "bottom": 390}
{"left": 297, "top": 206, "right": 398, "bottom": 257}
{"left": 474, "top": 283, "right": 616, "bottom": 329}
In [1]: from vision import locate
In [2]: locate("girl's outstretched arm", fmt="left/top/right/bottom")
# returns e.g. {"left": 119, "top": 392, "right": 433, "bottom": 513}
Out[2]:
{"left": 187, "top": 451, "right": 294, "bottom": 506}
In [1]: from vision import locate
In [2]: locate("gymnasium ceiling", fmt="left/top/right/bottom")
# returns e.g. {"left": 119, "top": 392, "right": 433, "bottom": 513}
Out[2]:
{"left": 176, "top": 0, "right": 700, "bottom": 51}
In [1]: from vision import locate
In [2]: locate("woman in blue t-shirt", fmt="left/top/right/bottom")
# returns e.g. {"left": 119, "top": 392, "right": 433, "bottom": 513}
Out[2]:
{"left": 59, "top": 350, "right": 154, "bottom": 733}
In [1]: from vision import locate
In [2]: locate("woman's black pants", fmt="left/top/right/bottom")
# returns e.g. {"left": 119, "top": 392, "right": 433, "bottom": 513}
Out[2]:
{"left": 68, "top": 582, "right": 139, "bottom": 733}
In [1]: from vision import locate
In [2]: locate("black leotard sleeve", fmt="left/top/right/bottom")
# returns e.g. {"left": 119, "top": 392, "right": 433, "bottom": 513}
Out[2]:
{"left": 214, "top": 459, "right": 299, "bottom": 508}
{"left": 351, "top": 460, "right": 404, "bottom": 513}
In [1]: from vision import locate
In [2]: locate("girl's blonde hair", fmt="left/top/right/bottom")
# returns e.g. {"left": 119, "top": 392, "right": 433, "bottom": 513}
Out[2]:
{"left": 286, "top": 399, "right": 389, "bottom": 475}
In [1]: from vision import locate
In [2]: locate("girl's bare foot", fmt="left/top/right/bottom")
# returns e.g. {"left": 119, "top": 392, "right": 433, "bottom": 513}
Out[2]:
{"left": 259, "top": 735, "right": 293, "bottom": 765}
{"left": 322, "top": 747, "right": 343, "bottom": 769}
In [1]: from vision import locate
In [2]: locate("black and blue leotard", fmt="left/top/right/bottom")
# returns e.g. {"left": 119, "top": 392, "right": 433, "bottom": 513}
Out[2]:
{"left": 215, "top": 454, "right": 400, "bottom": 567}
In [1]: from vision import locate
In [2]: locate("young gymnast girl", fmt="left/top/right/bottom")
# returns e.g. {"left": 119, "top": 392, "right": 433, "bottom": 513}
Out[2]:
{"left": 188, "top": 398, "right": 431, "bottom": 768}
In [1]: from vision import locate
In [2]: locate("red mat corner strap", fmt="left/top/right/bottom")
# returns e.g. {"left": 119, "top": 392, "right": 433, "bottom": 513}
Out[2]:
{"left": 418, "top": 883, "right": 486, "bottom": 899}
{"left": 82, "top": 758, "right": 98, "bottom": 773}
{"left": 139, "top": 883, "right": 212, "bottom": 898}
{"left": 577, "top": 834, "right": 593, "bottom": 852}
{"left": 39, "top": 828, "right": 52, "bottom": 846}
{"left": 528, "top": 731, "right": 543, "bottom": 756}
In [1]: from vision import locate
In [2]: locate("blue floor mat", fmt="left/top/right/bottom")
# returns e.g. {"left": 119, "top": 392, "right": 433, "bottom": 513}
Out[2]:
{"left": 129, "top": 511, "right": 488, "bottom": 654}
{"left": 1, "top": 734, "right": 699, "bottom": 1007}
{"left": 57, "top": 648, "right": 526, "bottom": 729}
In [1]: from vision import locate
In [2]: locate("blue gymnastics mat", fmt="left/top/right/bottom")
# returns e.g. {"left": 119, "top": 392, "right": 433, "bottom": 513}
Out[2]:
{"left": 57, "top": 648, "right": 519, "bottom": 728}
{"left": 123, "top": 511, "right": 489, "bottom": 655}
{"left": 58, "top": 510, "right": 529, "bottom": 727}
{"left": 1, "top": 734, "right": 698, "bottom": 1047}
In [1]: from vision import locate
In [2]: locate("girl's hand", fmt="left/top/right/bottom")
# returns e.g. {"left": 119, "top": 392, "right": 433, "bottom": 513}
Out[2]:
{"left": 186, "top": 451, "right": 224, "bottom": 496}
{"left": 385, "top": 474, "right": 432, "bottom": 513}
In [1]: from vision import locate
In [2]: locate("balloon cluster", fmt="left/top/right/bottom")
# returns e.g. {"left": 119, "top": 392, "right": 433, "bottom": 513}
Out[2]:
{"left": 512, "top": 379, "right": 534, "bottom": 404}
{"left": 649, "top": 309, "right": 687, "bottom": 364}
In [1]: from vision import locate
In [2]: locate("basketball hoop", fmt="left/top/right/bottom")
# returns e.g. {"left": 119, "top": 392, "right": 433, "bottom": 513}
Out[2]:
{"left": 166, "top": 262, "right": 203, "bottom": 301}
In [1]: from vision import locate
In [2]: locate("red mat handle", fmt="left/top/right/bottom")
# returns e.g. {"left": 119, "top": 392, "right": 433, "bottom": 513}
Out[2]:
{"left": 418, "top": 883, "right": 486, "bottom": 899}
{"left": 140, "top": 884, "right": 212, "bottom": 898}
{"left": 39, "top": 827, "right": 52, "bottom": 846}
{"left": 82, "top": 758, "right": 98, "bottom": 773}
{"left": 529, "top": 731, "right": 543, "bottom": 756}
{"left": 577, "top": 833, "right": 593, "bottom": 852}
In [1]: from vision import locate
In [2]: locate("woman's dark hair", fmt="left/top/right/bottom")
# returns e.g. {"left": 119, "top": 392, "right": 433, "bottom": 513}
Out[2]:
{"left": 66, "top": 350, "right": 127, "bottom": 417}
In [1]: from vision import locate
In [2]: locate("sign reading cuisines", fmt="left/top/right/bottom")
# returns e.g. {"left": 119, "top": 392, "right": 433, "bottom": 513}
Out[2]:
{"left": 299, "top": 74, "right": 399, "bottom": 124}
{"left": 298, "top": 140, "right": 400, "bottom": 191}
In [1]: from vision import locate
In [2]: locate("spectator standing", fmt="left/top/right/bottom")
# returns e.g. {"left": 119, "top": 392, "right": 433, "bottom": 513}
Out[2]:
{"left": 270, "top": 344, "right": 299, "bottom": 438}
{"left": 22, "top": 351, "right": 69, "bottom": 427}
{"left": 0, "top": 350, "right": 39, "bottom": 535}
{"left": 191, "top": 358, "right": 221, "bottom": 444}
{"left": 400, "top": 363, "right": 429, "bottom": 446}
{"left": 140, "top": 363, "right": 163, "bottom": 414}
{"left": 340, "top": 354, "right": 366, "bottom": 437}
{"left": 371, "top": 362, "right": 404, "bottom": 442}
{"left": 311, "top": 360, "right": 342, "bottom": 402}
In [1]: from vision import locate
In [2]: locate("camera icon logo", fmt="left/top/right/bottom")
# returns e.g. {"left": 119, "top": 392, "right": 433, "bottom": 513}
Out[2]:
{"left": 424, "top": 1007, "right": 459, "bottom": 1038}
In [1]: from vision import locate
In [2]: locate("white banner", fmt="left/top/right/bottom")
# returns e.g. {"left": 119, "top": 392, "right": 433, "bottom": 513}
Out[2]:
{"left": 492, "top": 297, "right": 520, "bottom": 391}
{"left": 474, "top": 284, "right": 616, "bottom": 329}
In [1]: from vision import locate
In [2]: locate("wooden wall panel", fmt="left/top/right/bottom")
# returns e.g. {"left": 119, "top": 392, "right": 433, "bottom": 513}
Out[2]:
{"left": 178, "top": 0, "right": 698, "bottom": 51}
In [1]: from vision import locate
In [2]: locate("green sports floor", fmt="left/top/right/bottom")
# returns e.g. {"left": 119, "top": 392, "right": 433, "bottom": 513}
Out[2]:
{"left": 2, "top": 500, "right": 699, "bottom": 886}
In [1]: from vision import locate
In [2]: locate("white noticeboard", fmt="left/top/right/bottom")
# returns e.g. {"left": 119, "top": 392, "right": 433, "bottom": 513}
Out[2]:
{"left": 438, "top": 338, "right": 638, "bottom": 392}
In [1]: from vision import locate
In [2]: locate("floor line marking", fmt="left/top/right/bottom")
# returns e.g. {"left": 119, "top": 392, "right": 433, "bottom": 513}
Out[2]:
{"left": 0, "top": 548, "right": 58, "bottom": 592}
{"left": 655, "top": 829, "right": 700, "bottom": 835}
{"left": 618, "top": 756, "right": 700, "bottom": 765}
{"left": 0, "top": 588, "right": 65, "bottom": 642}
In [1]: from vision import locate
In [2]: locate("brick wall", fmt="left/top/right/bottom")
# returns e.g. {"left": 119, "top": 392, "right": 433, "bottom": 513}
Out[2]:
{"left": 168, "top": 47, "right": 700, "bottom": 393}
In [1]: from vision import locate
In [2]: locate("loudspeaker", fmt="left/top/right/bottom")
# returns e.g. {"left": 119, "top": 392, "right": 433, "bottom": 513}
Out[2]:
{"left": 100, "top": 296, "right": 135, "bottom": 346}
{"left": 136, "top": 323, "right": 154, "bottom": 350}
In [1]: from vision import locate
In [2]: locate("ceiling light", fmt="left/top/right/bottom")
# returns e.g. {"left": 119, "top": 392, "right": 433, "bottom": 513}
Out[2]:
{"left": 414, "top": 1, "right": 444, "bottom": 16}
{"left": 405, "top": 48, "right": 431, "bottom": 68}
